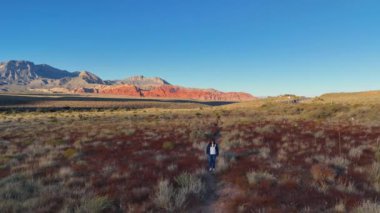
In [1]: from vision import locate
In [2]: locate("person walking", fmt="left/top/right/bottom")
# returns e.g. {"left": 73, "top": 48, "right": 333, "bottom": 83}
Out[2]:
{"left": 206, "top": 139, "right": 219, "bottom": 171}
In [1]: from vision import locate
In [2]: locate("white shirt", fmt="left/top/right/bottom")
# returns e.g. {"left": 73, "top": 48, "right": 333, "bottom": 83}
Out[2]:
{"left": 210, "top": 145, "right": 216, "bottom": 155}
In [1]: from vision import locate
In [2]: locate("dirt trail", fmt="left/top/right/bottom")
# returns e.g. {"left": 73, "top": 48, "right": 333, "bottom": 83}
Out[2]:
{"left": 188, "top": 170, "right": 244, "bottom": 213}
{"left": 188, "top": 122, "right": 244, "bottom": 213}
{"left": 188, "top": 172, "right": 219, "bottom": 213}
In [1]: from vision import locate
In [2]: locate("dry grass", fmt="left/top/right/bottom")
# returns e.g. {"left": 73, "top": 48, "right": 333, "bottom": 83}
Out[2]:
{"left": 1, "top": 94, "right": 380, "bottom": 211}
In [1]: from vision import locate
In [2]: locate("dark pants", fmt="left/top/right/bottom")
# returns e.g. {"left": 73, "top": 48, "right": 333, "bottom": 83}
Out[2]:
{"left": 208, "top": 155, "right": 217, "bottom": 169}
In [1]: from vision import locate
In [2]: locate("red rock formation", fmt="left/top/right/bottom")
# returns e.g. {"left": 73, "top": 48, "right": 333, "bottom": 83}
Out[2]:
{"left": 96, "top": 85, "right": 142, "bottom": 97}
{"left": 142, "top": 85, "right": 254, "bottom": 101}
{"left": 75, "top": 84, "right": 255, "bottom": 101}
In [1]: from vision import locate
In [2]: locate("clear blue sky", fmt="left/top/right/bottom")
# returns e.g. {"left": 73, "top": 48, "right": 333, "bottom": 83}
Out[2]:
{"left": 1, "top": 0, "right": 379, "bottom": 97}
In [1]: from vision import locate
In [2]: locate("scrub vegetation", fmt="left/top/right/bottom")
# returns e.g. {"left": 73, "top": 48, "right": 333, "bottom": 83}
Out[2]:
{"left": 1, "top": 93, "right": 380, "bottom": 212}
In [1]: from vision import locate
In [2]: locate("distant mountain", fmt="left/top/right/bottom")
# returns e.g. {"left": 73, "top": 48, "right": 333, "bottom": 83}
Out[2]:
{"left": 105, "top": 75, "right": 170, "bottom": 89}
{"left": 78, "top": 71, "right": 104, "bottom": 84}
{"left": 123, "top": 75, "right": 170, "bottom": 88}
{"left": 0, "top": 60, "right": 77, "bottom": 84}
{"left": 0, "top": 60, "right": 103, "bottom": 90}
{"left": 0, "top": 60, "right": 255, "bottom": 101}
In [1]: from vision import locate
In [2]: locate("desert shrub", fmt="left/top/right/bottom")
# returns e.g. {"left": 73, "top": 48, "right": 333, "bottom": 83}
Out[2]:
{"left": 162, "top": 141, "right": 175, "bottom": 150}
{"left": 0, "top": 174, "right": 47, "bottom": 212}
{"left": 310, "top": 164, "right": 337, "bottom": 184}
{"left": 375, "top": 143, "right": 380, "bottom": 162}
{"left": 189, "top": 129, "right": 207, "bottom": 143}
{"left": 308, "top": 104, "right": 349, "bottom": 119}
{"left": 328, "top": 157, "right": 350, "bottom": 169}
{"left": 154, "top": 179, "right": 175, "bottom": 211}
{"left": 154, "top": 173, "right": 204, "bottom": 211}
{"left": 246, "top": 171, "right": 276, "bottom": 186}
{"left": 313, "top": 155, "right": 350, "bottom": 170}
{"left": 167, "top": 163, "right": 178, "bottom": 172}
{"left": 335, "top": 181, "right": 357, "bottom": 194}
{"left": 216, "top": 157, "right": 230, "bottom": 173}
{"left": 46, "top": 139, "right": 66, "bottom": 146}
{"left": 352, "top": 200, "right": 380, "bottom": 213}
{"left": 61, "top": 195, "right": 114, "bottom": 213}
{"left": 368, "top": 162, "right": 380, "bottom": 192}
{"left": 58, "top": 167, "right": 74, "bottom": 178}
{"left": 0, "top": 155, "right": 11, "bottom": 169}
{"left": 333, "top": 201, "right": 346, "bottom": 212}
{"left": 174, "top": 172, "right": 203, "bottom": 195}
{"left": 313, "top": 130, "right": 325, "bottom": 139}
{"left": 0, "top": 174, "right": 40, "bottom": 201}
{"left": 122, "top": 129, "right": 136, "bottom": 136}
{"left": 349, "top": 145, "right": 369, "bottom": 159}
{"left": 221, "top": 139, "right": 243, "bottom": 150}
{"left": 77, "top": 196, "right": 113, "bottom": 213}
{"left": 63, "top": 148, "right": 77, "bottom": 159}
{"left": 258, "top": 147, "right": 270, "bottom": 159}
{"left": 255, "top": 124, "right": 277, "bottom": 135}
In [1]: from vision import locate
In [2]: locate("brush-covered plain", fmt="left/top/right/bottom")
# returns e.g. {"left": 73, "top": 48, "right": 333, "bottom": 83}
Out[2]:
{"left": 1, "top": 95, "right": 380, "bottom": 212}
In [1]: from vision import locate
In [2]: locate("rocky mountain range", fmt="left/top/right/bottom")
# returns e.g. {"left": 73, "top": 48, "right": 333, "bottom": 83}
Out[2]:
{"left": 0, "top": 60, "right": 255, "bottom": 101}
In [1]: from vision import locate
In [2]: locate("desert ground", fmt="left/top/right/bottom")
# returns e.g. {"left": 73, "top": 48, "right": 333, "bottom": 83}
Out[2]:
{"left": 1, "top": 92, "right": 380, "bottom": 212}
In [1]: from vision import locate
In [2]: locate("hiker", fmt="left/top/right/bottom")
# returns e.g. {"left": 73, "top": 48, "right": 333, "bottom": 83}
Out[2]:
{"left": 206, "top": 138, "right": 219, "bottom": 171}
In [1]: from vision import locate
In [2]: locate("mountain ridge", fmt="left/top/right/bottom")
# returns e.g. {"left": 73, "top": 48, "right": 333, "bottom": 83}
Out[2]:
{"left": 0, "top": 60, "right": 256, "bottom": 101}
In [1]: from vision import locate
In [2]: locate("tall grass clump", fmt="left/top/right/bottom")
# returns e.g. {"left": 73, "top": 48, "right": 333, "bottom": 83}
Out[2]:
{"left": 154, "top": 179, "right": 175, "bottom": 211}
{"left": 369, "top": 162, "right": 380, "bottom": 192}
{"left": 353, "top": 200, "right": 380, "bottom": 213}
{"left": 154, "top": 172, "right": 204, "bottom": 211}
{"left": 246, "top": 171, "right": 276, "bottom": 186}
{"left": 76, "top": 196, "right": 113, "bottom": 213}
{"left": 0, "top": 174, "right": 41, "bottom": 212}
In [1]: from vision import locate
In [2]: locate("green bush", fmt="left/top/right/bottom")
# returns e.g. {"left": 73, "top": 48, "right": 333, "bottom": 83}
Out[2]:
{"left": 63, "top": 148, "right": 77, "bottom": 158}
{"left": 77, "top": 196, "right": 113, "bottom": 213}
{"left": 162, "top": 142, "right": 175, "bottom": 150}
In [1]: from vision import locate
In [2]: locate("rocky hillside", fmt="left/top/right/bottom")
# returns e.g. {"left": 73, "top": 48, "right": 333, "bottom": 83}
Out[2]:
{"left": 0, "top": 60, "right": 77, "bottom": 84}
{"left": 0, "top": 60, "right": 102, "bottom": 88}
{"left": 114, "top": 75, "right": 170, "bottom": 89}
{"left": 0, "top": 60, "right": 255, "bottom": 101}
{"left": 74, "top": 84, "right": 254, "bottom": 101}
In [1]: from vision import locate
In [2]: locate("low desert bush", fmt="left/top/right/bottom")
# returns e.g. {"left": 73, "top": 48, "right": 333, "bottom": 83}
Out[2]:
{"left": 246, "top": 171, "right": 276, "bottom": 186}
{"left": 0, "top": 174, "right": 40, "bottom": 202}
{"left": 313, "top": 130, "right": 325, "bottom": 139}
{"left": 310, "top": 164, "right": 336, "bottom": 184}
{"left": 333, "top": 201, "right": 346, "bottom": 212}
{"left": 352, "top": 200, "right": 380, "bottom": 213}
{"left": 216, "top": 157, "right": 230, "bottom": 173}
{"left": 79, "top": 196, "right": 113, "bottom": 212}
{"left": 174, "top": 172, "right": 203, "bottom": 195}
{"left": 154, "top": 172, "right": 204, "bottom": 211}
{"left": 375, "top": 144, "right": 380, "bottom": 162}
{"left": 63, "top": 195, "right": 114, "bottom": 213}
{"left": 162, "top": 141, "right": 175, "bottom": 150}
{"left": 255, "top": 124, "right": 277, "bottom": 135}
{"left": 313, "top": 155, "right": 350, "bottom": 170}
{"left": 58, "top": 167, "right": 74, "bottom": 179}
{"left": 0, "top": 174, "right": 53, "bottom": 212}
{"left": 154, "top": 179, "right": 175, "bottom": 211}
{"left": 348, "top": 145, "right": 370, "bottom": 159}
{"left": 167, "top": 163, "right": 178, "bottom": 172}
{"left": 368, "top": 162, "right": 380, "bottom": 192}
{"left": 308, "top": 104, "right": 349, "bottom": 120}
{"left": 335, "top": 181, "right": 358, "bottom": 194}
{"left": 258, "top": 147, "right": 270, "bottom": 159}
{"left": 63, "top": 148, "right": 77, "bottom": 159}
